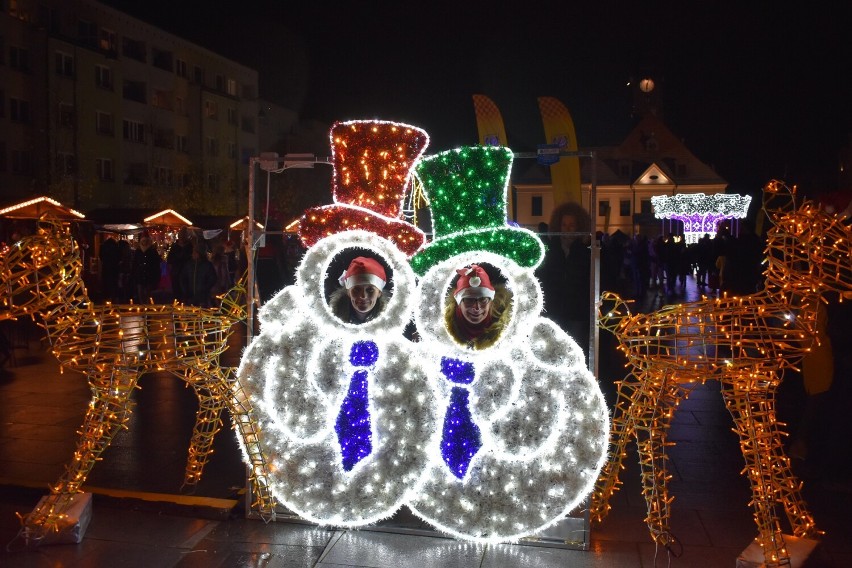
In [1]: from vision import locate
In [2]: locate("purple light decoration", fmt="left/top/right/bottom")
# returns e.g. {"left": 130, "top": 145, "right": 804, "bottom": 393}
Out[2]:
{"left": 335, "top": 341, "right": 378, "bottom": 472}
{"left": 439, "top": 357, "right": 481, "bottom": 479}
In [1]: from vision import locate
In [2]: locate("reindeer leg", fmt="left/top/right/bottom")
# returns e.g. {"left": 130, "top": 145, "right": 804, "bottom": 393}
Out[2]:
{"left": 181, "top": 367, "right": 226, "bottom": 492}
{"left": 591, "top": 370, "right": 642, "bottom": 523}
{"left": 23, "top": 368, "right": 139, "bottom": 542}
{"left": 631, "top": 368, "right": 684, "bottom": 552}
{"left": 721, "top": 373, "right": 802, "bottom": 567}
{"left": 218, "top": 367, "right": 277, "bottom": 521}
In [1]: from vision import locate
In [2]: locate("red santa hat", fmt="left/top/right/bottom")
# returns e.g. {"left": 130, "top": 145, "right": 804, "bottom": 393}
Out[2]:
{"left": 338, "top": 257, "right": 387, "bottom": 290}
{"left": 453, "top": 264, "right": 496, "bottom": 304}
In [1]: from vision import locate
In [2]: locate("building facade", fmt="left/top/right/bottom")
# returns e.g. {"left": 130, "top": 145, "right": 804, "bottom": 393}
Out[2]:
{"left": 513, "top": 114, "right": 728, "bottom": 238}
{"left": 1, "top": 0, "right": 258, "bottom": 215}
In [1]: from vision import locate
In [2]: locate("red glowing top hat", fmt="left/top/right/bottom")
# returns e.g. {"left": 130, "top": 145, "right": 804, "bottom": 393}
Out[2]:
{"left": 298, "top": 120, "right": 429, "bottom": 256}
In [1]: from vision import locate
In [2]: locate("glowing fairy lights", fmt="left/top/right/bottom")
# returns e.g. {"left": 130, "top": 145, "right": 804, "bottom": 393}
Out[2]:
{"left": 409, "top": 146, "right": 545, "bottom": 275}
{"left": 298, "top": 120, "right": 430, "bottom": 257}
{"left": 651, "top": 192, "right": 752, "bottom": 243}
{"left": 2, "top": 222, "right": 276, "bottom": 542}
{"left": 237, "top": 128, "right": 608, "bottom": 543}
{"left": 592, "top": 181, "right": 852, "bottom": 565}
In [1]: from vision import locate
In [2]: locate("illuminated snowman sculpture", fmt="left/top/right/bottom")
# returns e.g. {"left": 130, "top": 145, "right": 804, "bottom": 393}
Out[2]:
{"left": 236, "top": 120, "right": 439, "bottom": 526}
{"left": 406, "top": 146, "right": 610, "bottom": 543}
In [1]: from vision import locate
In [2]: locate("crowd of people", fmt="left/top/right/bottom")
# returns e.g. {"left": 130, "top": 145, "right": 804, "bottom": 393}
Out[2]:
{"left": 594, "top": 221, "right": 765, "bottom": 302}
{"left": 98, "top": 228, "right": 238, "bottom": 307}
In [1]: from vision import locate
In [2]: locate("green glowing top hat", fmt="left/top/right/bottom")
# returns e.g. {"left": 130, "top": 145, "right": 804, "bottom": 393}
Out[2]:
{"left": 409, "top": 146, "right": 544, "bottom": 276}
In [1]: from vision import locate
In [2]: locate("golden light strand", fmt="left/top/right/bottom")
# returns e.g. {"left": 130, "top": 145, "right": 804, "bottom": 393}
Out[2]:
{"left": 591, "top": 181, "right": 851, "bottom": 566}
{"left": 0, "top": 222, "right": 276, "bottom": 543}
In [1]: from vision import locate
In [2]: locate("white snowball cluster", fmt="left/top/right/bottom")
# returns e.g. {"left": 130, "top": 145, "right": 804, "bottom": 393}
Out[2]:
{"left": 235, "top": 239, "right": 609, "bottom": 543}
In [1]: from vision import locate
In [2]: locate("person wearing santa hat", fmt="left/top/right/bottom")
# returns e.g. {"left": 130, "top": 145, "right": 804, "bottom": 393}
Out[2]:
{"left": 330, "top": 256, "right": 389, "bottom": 324}
{"left": 445, "top": 264, "right": 512, "bottom": 349}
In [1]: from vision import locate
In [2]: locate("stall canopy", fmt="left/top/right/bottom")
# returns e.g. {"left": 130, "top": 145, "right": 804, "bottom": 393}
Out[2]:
{"left": 0, "top": 196, "right": 86, "bottom": 220}
{"left": 143, "top": 209, "right": 193, "bottom": 227}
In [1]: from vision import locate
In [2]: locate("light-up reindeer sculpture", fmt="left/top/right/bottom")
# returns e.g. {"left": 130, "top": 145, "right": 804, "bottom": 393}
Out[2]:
{"left": 0, "top": 222, "right": 276, "bottom": 542}
{"left": 590, "top": 181, "right": 852, "bottom": 566}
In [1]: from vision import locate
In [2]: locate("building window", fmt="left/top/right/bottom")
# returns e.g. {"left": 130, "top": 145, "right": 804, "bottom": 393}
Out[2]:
{"left": 207, "top": 173, "right": 219, "bottom": 191}
{"left": 125, "top": 163, "right": 147, "bottom": 185}
{"left": 11, "top": 150, "right": 33, "bottom": 174}
{"left": 152, "top": 89, "right": 172, "bottom": 110}
{"left": 96, "top": 158, "right": 114, "bottom": 181}
{"left": 641, "top": 199, "right": 653, "bottom": 216}
{"left": 206, "top": 137, "right": 219, "bottom": 156}
{"left": 9, "top": 46, "right": 30, "bottom": 72}
{"left": 226, "top": 78, "right": 237, "bottom": 96}
{"left": 241, "top": 115, "right": 255, "bottom": 133}
{"left": 175, "top": 58, "right": 187, "bottom": 78}
{"left": 531, "top": 195, "right": 543, "bottom": 217}
{"left": 10, "top": 98, "right": 31, "bottom": 123}
{"left": 98, "top": 28, "right": 116, "bottom": 54}
{"left": 620, "top": 199, "right": 631, "bottom": 217}
{"left": 227, "top": 141, "right": 236, "bottom": 160}
{"left": 78, "top": 20, "right": 98, "bottom": 48}
{"left": 215, "top": 74, "right": 225, "bottom": 92}
{"left": 56, "top": 152, "right": 76, "bottom": 175}
{"left": 152, "top": 47, "right": 173, "bottom": 71}
{"left": 55, "top": 51, "right": 75, "bottom": 77}
{"left": 227, "top": 107, "right": 237, "bottom": 125}
{"left": 154, "top": 129, "right": 174, "bottom": 149}
{"left": 122, "top": 37, "right": 147, "bottom": 62}
{"left": 204, "top": 100, "right": 218, "bottom": 119}
{"left": 95, "top": 111, "right": 114, "bottom": 136}
{"left": 95, "top": 65, "right": 113, "bottom": 90}
{"left": 176, "top": 134, "right": 188, "bottom": 153}
{"left": 154, "top": 166, "right": 172, "bottom": 186}
{"left": 193, "top": 65, "right": 204, "bottom": 85}
{"left": 598, "top": 200, "right": 610, "bottom": 217}
{"left": 58, "top": 103, "right": 74, "bottom": 127}
{"left": 123, "top": 119, "right": 145, "bottom": 143}
{"left": 123, "top": 80, "right": 147, "bottom": 103}
{"left": 241, "top": 147, "right": 255, "bottom": 165}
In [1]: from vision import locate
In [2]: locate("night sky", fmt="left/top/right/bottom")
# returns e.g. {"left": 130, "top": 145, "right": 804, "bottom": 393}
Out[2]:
{"left": 101, "top": 1, "right": 852, "bottom": 194}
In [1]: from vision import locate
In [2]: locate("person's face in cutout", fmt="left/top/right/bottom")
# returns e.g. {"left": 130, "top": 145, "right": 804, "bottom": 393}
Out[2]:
{"left": 459, "top": 295, "right": 492, "bottom": 324}
{"left": 347, "top": 284, "right": 382, "bottom": 321}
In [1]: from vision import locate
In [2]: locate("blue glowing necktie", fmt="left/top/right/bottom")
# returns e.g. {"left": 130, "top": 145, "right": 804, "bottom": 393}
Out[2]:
{"left": 335, "top": 341, "right": 378, "bottom": 471}
{"left": 440, "top": 357, "right": 482, "bottom": 479}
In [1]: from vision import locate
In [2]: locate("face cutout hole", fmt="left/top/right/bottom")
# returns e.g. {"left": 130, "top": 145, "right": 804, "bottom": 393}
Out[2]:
{"left": 325, "top": 248, "right": 394, "bottom": 325}
{"left": 444, "top": 261, "right": 512, "bottom": 349}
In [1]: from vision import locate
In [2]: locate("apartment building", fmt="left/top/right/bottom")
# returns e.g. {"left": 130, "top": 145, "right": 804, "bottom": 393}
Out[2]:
{"left": 0, "top": 0, "right": 258, "bottom": 215}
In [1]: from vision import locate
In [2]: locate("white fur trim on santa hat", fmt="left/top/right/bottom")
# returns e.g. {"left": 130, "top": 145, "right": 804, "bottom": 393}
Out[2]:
{"left": 454, "top": 284, "right": 496, "bottom": 304}
{"left": 342, "top": 273, "right": 386, "bottom": 290}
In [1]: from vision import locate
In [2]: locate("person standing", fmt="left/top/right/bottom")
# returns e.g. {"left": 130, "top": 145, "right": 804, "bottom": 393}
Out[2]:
{"left": 130, "top": 232, "right": 162, "bottom": 303}
{"left": 179, "top": 244, "right": 217, "bottom": 307}
{"left": 535, "top": 201, "right": 592, "bottom": 358}
{"left": 167, "top": 228, "right": 193, "bottom": 303}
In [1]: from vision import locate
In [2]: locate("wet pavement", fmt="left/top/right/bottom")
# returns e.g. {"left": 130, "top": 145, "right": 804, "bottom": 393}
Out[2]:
{"left": 1, "top": 276, "right": 851, "bottom": 567}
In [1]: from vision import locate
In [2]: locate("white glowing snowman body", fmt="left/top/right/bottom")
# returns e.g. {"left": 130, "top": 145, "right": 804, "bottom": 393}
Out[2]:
{"left": 407, "top": 250, "right": 610, "bottom": 543}
{"left": 236, "top": 231, "right": 438, "bottom": 526}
